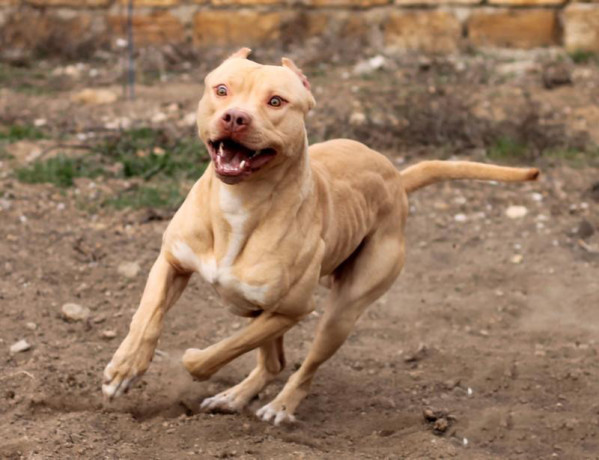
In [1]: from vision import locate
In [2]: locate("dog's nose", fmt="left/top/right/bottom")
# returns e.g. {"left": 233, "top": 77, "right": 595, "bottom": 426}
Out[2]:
{"left": 221, "top": 109, "right": 252, "bottom": 132}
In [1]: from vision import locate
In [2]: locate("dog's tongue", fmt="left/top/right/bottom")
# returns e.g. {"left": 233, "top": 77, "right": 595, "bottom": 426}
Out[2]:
{"left": 216, "top": 141, "right": 252, "bottom": 175}
{"left": 222, "top": 145, "right": 247, "bottom": 167}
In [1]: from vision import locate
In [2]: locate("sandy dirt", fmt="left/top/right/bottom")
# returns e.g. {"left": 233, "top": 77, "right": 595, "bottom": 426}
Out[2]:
{"left": 1, "top": 52, "right": 599, "bottom": 459}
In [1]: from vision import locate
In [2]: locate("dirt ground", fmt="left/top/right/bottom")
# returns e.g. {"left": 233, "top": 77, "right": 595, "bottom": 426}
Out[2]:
{"left": 1, "top": 50, "right": 599, "bottom": 459}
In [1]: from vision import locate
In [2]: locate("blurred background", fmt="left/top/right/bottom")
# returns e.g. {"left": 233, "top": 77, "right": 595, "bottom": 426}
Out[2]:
{"left": 1, "top": 1, "right": 599, "bottom": 459}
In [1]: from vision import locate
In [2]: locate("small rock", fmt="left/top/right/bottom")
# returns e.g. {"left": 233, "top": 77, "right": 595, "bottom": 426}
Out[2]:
{"left": 34, "top": 118, "right": 47, "bottom": 127}
{"left": 151, "top": 112, "right": 168, "bottom": 124}
{"left": 510, "top": 254, "right": 524, "bottom": 264}
{"left": 118, "top": 261, "right": 141, "bottom": 279}
{"left": 104, "top": 116, "right": 131, "bottom": 130}
{"left": 543, "top": 63, "right": 572, "bottom": 90}
{"left": 433, "top": 417, "right": 449, "bottom": 434}
{"left": 531, "top": 192, "right": 543, "bottom": 202}
{"left": 166, "top": 103, "right": 179, "bottom": 113}
{"left": 353, "top": 55, "right": 386, "bottom": 76}
{"left": 405, "top": 343, "right": 428, "bottom": 363}
{"left": 101, "top": 330, "right": 117, "bottom": 340}
{"left": 10, "top": 339, "right": 31, "bottom": 353}
{"left": 423, "top": 407, "right": 439, "bottom": 421}
{"left": 61, "top": 303, "right": 90, "bottom": 322}
{"left": 497, "top": 60, "right": 539, "bottom": 77}
{"left": 454, "top": 213, "right": 467, "bottom": 223}
{"left": 25, "top": 322, "right": 37, "bottom": 330}
{"left": 577, "top": 219, "right": 595, "bottom": 239}
{"left": 349, "top": 112, "right": 367, "bottom": 126}
{"left": 183, "top": 112, "right": 196, "bottom": 127}
{"left": 71, "top": 88, "right": 118, "bottom": 105}
{"left": 506, "top": 205, "right": 528, "bottom": 219}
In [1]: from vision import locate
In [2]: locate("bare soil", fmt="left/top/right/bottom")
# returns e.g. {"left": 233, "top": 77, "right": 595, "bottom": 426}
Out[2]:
{"left": 1, "top": 51, "right": 599, "bottom": 459}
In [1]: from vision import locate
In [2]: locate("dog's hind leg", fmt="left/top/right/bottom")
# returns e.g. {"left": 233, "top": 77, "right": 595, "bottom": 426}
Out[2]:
{"left": 199, "top": 335, "right": 285, "bottom": 413}
{"left": 256, "top": 227, "right": 405, "bottom": 425}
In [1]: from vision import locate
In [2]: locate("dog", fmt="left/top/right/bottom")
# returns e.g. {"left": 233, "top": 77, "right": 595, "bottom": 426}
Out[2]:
{"left": 102, "top": 48, "right": 539, "bottom": 425}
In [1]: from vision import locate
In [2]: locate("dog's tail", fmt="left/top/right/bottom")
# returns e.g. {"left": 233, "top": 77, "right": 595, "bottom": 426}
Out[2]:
{"left": 400, "top": 161, "right": 539, "bottom": 194}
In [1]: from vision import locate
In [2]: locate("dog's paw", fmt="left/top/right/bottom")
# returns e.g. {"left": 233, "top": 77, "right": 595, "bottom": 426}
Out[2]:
{"left": 200, "top": 391, "right": 245, "bottom": 413}
{"left": 256, "top": 402, "right": 296, "bottom": 426}
{"left": 102, "top": 341, "right": 153, "bottom": 400}
{"left": 102, "top": 362, "right": 141, "bottom": 399}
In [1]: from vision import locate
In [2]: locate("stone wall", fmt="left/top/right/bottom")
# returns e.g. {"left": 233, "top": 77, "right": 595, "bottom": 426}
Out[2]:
{"left": 1, "top": 0, "right": 598, "bottom": 58}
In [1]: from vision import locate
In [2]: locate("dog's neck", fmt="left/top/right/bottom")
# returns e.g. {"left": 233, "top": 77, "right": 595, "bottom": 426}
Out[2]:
{"left": 211, "top": 132, "right": 312, "bottom": 218}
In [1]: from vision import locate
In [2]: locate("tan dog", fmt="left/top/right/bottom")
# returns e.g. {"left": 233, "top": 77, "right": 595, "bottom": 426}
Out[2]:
{"left": 103, "top": 48, "right": 539, "bottom": 425}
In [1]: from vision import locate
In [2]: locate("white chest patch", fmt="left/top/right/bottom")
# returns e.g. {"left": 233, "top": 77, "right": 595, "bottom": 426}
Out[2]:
{"left": 171, "top": 185, "right": 269, "bottom": 308}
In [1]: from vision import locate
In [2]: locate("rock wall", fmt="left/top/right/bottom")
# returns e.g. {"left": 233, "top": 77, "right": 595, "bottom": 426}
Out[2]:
{"left": 1, "top": 0, "right": 598, "bottom": 58}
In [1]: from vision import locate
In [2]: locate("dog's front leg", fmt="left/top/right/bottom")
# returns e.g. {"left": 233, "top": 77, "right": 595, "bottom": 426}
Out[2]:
{"left": 182, "top": 311, "right": 298, "bottom": 381}
{"left": 102, "top": 253, "right": 190, "bottom": 399}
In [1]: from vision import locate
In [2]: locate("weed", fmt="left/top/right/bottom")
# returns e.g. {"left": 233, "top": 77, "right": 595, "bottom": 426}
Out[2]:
{"left": 487, "top": 137, "right": 529, "bottom": 161}
{"left": 16, "top": 127, "right": 208, "bottom": 209}
{"left": 0, "top": 64, "right": 58, "bottom": 95}
{"left": 16, "top": 155, "right": 101, "bottom": 187}
{"left": 104, "top": 183, "right": 184, "bottom": 210}
{"left": 0, "top": 124, "right": 46, "bottom": 142}
{"left": 93, "top": 128, "right": 209, "bottom": 181}
{"left": 543, "top": 147, "right": 599, "bottom": 168}
{"left": 569, "top": 50, "right": 597, "bottom": 65}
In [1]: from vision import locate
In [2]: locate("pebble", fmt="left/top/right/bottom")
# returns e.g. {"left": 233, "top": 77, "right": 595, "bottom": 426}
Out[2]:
{"left": 433, "top": 417, "right": 449, "bottom": 434}
{"left": 10, "top": 339, "right": 31, "bottom": 353}
{"left": 353, "top": 55, "right": 386, "bottom": 76}
{"left": 71, "top": 88, "right": 117, "bottom": 105}
{"left": 531, "top": 192, "right": 543, "bottom": 202}
{"left": 183, "top": 112, "right": 196, "bottom": 127}
{"left": 577, "top": 219, "right": 595, "bottom": 239}
{"left": 151, "top": 112, "right": 168, "bottom": 124}
{"left": 25, "top": 322, "right": 37, "bottom": 330}
{"left": 505, "top": 205, "right": 528, "bottom": 219}
{"left": 117, "top": 261, "right": 141, "bottom": 279}
{"left": 349, "top": 112, "right": 367, "bottom": 126}
{"left": 101, "top": 330, "right": 117, "bottom": 340}
{"left": 454, "top": 213, "right": 467, "bottom": 223}
{"left": 510, "top": 254, "right": 524, "bottom": 264}
{"left": 61, "top": 303, "right": 91, "bottom": 322}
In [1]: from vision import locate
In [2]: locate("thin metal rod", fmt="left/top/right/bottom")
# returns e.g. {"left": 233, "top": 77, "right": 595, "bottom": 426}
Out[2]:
{"left": 127, "top": 0, "right": 135, "bottom": 100}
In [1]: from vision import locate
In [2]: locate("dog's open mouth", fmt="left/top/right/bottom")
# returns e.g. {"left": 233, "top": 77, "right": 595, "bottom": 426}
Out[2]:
{"left": 208, "top": 138, "right": 277, "bottom": 180}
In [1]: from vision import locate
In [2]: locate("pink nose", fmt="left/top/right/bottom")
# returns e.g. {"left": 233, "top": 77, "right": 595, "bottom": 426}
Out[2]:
{"left": 221, "top": 109, "right": 252, "bottom": 132}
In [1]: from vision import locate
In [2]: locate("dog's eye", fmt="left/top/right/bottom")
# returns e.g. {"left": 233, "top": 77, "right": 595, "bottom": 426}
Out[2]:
{"left": 268, "top": 96, "right": 284, "bottom": 107}
{"left": 215, "top": 85, "right": 228, "bottom": 97}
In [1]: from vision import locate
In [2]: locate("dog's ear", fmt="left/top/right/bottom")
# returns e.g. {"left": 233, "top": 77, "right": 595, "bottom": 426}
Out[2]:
{"left": 281, "top": 57, "right": 316, "bottom": 110}
{"left": 228, "top": 47, "right": 252, "bottom": 60}
{"left": 282, "top": 57, "right": 310, "bottom": 90}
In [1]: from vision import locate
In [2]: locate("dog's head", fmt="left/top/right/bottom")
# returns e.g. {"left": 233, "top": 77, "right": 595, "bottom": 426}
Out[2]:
{"left": 197, "top": 48, "right": 316, "bottom": 184}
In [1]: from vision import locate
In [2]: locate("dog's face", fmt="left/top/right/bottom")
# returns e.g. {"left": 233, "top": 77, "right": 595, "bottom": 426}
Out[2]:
{"left": 197, "top": 48, "right": 315, "bottom": 184}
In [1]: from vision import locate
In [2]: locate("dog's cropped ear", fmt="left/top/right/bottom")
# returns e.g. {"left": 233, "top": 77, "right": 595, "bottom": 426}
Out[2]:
{"left": 228, "top": 47, "right": 252, "bottom": 60}
{"left": 281, "top": 57, "right": 316, "bottom": 110}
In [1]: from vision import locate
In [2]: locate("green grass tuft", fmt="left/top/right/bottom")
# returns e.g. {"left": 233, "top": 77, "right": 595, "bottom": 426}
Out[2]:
{"left": 16, "top": 127, "right": 209, "bottom": 209}
{"left": 0, "top": 125, "right": 46, "bottom": 142}
{"left": 569, "top": 50, "right": 598, "bottom": 65}
{"left": 93, "top": 128, "right": 209, "bottom": 180}
{"left": 487, "top": 137, "right": 529, "bottom": 161}
{"left": 16, "top": 155, "right": 101, "bottom": 187}
{"left": 104, "top": 183, "right": 184, "bottom": 210}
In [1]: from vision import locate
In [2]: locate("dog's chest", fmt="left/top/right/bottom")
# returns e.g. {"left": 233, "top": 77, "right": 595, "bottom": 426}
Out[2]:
{"left": 170, "top": 188, "right": 270, "bottom": 313}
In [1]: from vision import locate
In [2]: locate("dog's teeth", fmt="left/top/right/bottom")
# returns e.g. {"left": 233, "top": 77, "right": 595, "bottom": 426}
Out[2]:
{"left": 240, "top": 160, "right": 246, "bottom": 169}
{"left": 218, "top": 142, "right": 224, "bottom": 157}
